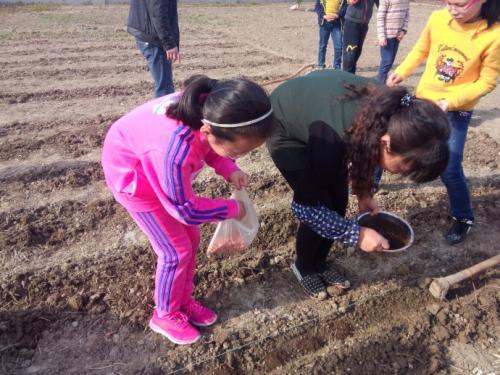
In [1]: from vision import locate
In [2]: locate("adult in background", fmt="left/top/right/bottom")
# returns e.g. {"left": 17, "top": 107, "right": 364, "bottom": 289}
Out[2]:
{"left": 342, "top": 0, "right": 379, "bottom": 74}
{"left": 127, "top": 0, "right": 180, "bottom": 98}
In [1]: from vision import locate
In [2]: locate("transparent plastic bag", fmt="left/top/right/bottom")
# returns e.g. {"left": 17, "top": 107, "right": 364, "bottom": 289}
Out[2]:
{"left": 207, "top": 189, "right": 259, "bottom": 257}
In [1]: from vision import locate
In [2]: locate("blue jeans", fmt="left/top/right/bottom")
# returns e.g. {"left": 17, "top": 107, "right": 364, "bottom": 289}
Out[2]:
{"left": 441, "top": 111, "right": 474, "bottom": 221}
{"left": 317, "top": 19, "right": 343, "bottom": 69}
{"left": 136, "top": 38, "right": 174, "bottom": 98}
{"left": 376, "top": 37, "right": 400, "bottom": 84}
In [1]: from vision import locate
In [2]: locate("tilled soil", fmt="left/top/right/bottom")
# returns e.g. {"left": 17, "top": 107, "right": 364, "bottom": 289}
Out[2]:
{"left": 0, "top": 3, "right": 498, "bottom": 375}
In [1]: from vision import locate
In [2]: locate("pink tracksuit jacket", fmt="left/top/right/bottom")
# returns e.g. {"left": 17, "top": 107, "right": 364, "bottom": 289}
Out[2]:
{"left": 102, "top": 93, "right": 241, "bottom": 314}
{"left": 102, "top": 94, "right": 240, "bottom": 222}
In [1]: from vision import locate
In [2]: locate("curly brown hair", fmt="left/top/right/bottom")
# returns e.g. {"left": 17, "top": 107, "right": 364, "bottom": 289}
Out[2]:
{"left": 345, "top": 85, "right": 450, "bottom": 197}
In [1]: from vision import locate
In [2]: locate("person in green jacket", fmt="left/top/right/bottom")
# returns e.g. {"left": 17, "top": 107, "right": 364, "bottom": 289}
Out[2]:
{"left": 267, "top": 69, "right": 450, "bottom": 299}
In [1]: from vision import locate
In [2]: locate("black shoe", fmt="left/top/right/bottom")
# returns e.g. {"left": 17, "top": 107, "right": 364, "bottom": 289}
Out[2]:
{"left": 445, "top": 218, "right": 473, "bottom": 245}
{"left": 291, "top": 263, "right": 328, "bottom": 300}
{"left": 319, "top": 267, "right": 351, "bottom": 289}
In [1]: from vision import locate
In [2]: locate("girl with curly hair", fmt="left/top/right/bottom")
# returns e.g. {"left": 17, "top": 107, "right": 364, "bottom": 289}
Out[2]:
{"left": 267, "top": 69, "right": 450, "bottom": 299}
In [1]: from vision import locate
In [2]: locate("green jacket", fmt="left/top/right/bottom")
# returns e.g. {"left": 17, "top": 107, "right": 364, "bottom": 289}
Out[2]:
{"left": 268, "top": 69, "right": 375, "bottom": 171}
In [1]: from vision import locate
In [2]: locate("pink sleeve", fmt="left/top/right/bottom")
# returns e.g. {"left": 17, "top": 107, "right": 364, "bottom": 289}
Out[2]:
{"left": 204, "top": 149, "right": 240, "bottom": 181}
{"left": 144, "top": 149, "right": 239, "bottom": 225}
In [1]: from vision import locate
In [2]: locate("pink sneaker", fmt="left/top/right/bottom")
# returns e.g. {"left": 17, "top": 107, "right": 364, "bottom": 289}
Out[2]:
{"left": 182, "top": 299, "right": 217, "bottom": 327}
{"left": 149, "top": 310, "right": 200, "bottom": 345}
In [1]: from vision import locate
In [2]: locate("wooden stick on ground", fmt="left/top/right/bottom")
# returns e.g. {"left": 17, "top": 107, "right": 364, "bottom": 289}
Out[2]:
{"left": 429, "top": 254, "right": 500, "bottom": 300}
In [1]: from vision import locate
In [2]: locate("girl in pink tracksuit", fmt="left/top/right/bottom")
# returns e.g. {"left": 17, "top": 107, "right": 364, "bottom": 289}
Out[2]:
{"left": 102, "top": 75, "right": 275, "bottom": 345}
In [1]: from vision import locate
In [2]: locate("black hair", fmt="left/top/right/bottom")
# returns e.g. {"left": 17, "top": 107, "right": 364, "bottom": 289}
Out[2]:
{"left": 167, "top": 75, "right": 275, "bottom": 142}
{"left": 346, "top": 86, "right": 450, "bottom": 196}
{"left": 480, "top": 0, "right": 500, "bottom": 28}
{"left": 179, "top": 74, "right": 206, "bottom": 90}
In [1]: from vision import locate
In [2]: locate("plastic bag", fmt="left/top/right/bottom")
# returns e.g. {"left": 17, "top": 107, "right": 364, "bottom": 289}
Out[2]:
{"left": 207, "top": 189, "right": 259, "bottom": 257}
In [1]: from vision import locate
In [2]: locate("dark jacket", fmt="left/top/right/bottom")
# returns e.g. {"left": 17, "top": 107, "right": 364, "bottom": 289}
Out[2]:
{"left": 127, "top": 0, "right": 179, "bottom": 51}
{"left": 314, "top": 0, "right": 347, "bottom": 26}
{"left": 345, "top": 0, "right": 379, "bottom": 24}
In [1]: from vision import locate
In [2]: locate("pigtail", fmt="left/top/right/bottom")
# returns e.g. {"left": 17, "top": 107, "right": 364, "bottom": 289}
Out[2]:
{"left": 169, "top": 75, "right": 274, "bottom": 143}
{"left": 167, "top": 75, "right": 218, "bottom": 130}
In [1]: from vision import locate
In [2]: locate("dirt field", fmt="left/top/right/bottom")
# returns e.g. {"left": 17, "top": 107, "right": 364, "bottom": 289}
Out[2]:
{"left": 0, "top": 2, "right": 499, "bottom": 374}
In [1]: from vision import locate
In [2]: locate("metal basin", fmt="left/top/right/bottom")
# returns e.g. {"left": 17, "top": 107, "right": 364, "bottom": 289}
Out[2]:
{"left": 357, "top": 211, "right": 414, "bottom": 253}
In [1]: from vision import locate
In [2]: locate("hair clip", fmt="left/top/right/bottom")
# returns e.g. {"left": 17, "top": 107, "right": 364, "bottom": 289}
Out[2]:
{"left": 400, "top": 93, "right": 415, "bottom": 107}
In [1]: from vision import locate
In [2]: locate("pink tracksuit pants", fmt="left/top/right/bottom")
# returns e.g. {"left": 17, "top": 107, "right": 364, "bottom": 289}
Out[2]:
{"left": 130, "top": 207, "right": 200, "bottom": 315}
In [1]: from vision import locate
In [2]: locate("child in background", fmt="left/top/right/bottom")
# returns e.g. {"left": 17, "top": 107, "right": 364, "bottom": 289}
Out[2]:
{"left": 315, "top": 0, "right": 347, "bottom": 70}
{"left": 376, "top": 0, "right": 409, "bottom": 83}
{"left": 102, "top": 75, "right": 275, "bottom": 345}
{"left": 267, "top": 69, "right": 450, "bottom": 298}
{"left": 342, "top": 0, "right": 379, "bottom": 74}
{"left": 387, "top": 0, "right": 500, "bottom": 244}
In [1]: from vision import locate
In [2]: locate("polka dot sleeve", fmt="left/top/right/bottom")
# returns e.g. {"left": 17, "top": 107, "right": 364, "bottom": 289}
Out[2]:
{"left": 291, "top": 201, "right": 360, "bottom": 246}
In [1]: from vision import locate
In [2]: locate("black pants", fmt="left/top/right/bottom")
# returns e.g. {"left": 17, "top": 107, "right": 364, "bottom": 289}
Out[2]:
{"left": 342, "top": 20, "right": 369, "bottom": 74}
{"left": 277, "top": 168, "right": 348, "bottom": 275}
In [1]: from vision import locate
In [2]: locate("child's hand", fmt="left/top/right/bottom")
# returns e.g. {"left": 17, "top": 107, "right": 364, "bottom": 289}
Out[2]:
{"left": 236, "top": 200, "right": 247, "bottom": 220}
{"left": 229, "top": 171, "right": 249, "bottom": 190}
{"left": 396, "top": 31, "right": 405, "bottom": 41}
{"left": 358, "top": 227, "right": 390, "bottom": 252}
{"left": 324, "top": 14, "right": 338, "bottom": 21}
{"left": 436, "top": 99, "right": 449, "bottom": 112}
{"left": 386, "top": 73, "right": 403, "bottom": 87}
{"left": 378, "top": 37, "right": 387, "bottom": 47}
{"left": 357, "top": 195, "right": 380, "bottom": 215}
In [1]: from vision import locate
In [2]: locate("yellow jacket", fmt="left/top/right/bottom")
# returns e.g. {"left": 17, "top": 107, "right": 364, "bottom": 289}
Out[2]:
{"left": 394, "top": 9, "right": 499, "bottom": 111}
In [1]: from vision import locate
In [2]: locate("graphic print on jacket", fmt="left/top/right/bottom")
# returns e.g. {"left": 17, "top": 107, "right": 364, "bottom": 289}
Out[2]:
{"left": 435, "top": 44, "right": 468, "bottom": 83}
